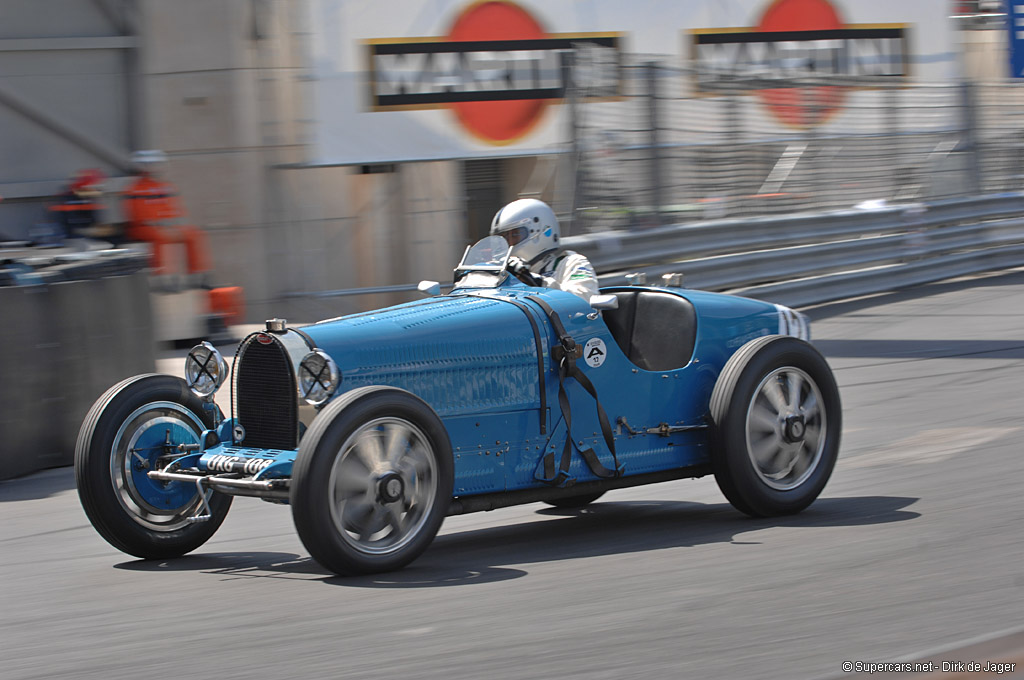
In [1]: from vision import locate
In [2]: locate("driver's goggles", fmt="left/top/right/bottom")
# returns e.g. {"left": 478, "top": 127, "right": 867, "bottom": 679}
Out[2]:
{"left": 498, "top": 226, "right": 530, "bottom": 246}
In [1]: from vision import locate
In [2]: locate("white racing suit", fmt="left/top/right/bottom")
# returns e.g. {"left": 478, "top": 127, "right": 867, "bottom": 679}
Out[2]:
{"left": 529, "top": 250, "right": 599, "bottom": 301}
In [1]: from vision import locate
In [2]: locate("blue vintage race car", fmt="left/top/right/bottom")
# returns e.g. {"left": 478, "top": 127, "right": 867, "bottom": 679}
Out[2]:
{"left": 76, "top": 236, "right": 841, "bottom": 575}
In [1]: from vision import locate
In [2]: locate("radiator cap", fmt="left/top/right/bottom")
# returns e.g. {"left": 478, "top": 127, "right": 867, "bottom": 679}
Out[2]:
{"left": 266, "top": 318, "right": 287, "bottom": 333}
{"left": 625, "top": 272, "right": 647, "bottom": 285}
{"left": 661, "top": 273, "right": 684, "bottom": 287}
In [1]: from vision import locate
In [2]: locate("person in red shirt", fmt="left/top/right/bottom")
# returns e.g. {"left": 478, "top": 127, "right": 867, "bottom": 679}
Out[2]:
{"left": 50, "top": 168, "right": 109, "bottom": 241}
{"left": 123, "top": 150, "right": 210, "bottom": 275}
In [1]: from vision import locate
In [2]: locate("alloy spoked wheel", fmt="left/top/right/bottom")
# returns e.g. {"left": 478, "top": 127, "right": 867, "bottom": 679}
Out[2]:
{"left": 710, "top": 336, "right": 841, "bottom": 517}
{"left": 329, "top": 417, "right": 438, "bottom": 555}
{"left": 76, "top": 374, "right": 232, "bottom": 559}
{"left": 744, "top": 367, "right": 825, "bottom": 492}
{"left": 110, "top": 401, "right": 209, "bottom": 532}
{"left": 292, "top": 386, "right": 453, "bottom": 576}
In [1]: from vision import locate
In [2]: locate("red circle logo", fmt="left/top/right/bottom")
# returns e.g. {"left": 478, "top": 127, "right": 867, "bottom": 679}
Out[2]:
{"left": 446, "top": 2, "right": 549, "bottom": 144}
{"left": 758, "top": 0, "right": 842, "bottom": 33}
{"left": 756, "top": 0, "right": 845, "bottom": 127}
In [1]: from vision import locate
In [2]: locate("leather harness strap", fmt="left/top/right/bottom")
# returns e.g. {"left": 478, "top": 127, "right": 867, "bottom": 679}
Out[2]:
{"left": 526, "top": 295, "right": 623, "bottom": 486}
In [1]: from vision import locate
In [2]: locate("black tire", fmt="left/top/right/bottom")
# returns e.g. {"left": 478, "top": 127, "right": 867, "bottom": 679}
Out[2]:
{"left": 291, "top": 386, "right": 454, "bottom": 576}
{"left": 75, "top": 374, "right": 232, "bottom": 559}
{"left": 709, "top": 335, "right": 841, "bottom": 517}
{"left": 544, "top": 492, "right": 606, "bottom": 509}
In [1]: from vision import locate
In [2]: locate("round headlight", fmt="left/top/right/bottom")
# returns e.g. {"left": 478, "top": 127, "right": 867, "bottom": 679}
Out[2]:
{"left": 184, "top": 341, "right": 229, "bottom": 398}
{"left": 298, "top": 349, "right": 340, "bottom": 406}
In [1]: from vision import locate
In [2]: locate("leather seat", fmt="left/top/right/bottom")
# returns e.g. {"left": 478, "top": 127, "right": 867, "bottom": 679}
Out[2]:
{"left": 601, "top": 289, "right": 696, "bottom": 371}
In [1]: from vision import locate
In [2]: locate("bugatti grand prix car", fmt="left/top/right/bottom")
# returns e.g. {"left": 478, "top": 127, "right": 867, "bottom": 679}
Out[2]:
{"left": 76, "top": 236, "right": 841, "bottom": 575}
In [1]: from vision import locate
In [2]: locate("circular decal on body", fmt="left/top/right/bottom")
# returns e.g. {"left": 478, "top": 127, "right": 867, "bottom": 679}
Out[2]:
{"left": 584, "top": 338, "right": 607, "bottom": 368}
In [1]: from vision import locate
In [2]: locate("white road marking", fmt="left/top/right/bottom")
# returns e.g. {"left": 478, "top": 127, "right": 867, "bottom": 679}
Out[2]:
{"left": 396, "top": 627, "right": 436, "bottom": 636}
{"left": 840, "top": 427, "right": 1021, "bottom": 469}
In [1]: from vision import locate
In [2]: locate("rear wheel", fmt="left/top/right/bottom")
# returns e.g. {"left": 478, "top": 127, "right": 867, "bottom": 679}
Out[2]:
{"left": 291, "top": 387, "right": 453, "bottom": 576}
{"left": 75, "top": 374, "right": 232, "bottom": 559}
{"left": 710, "top": 336, "right": 841, "bottom": 517}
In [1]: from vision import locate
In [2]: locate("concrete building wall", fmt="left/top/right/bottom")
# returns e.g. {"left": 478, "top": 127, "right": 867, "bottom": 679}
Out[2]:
{"left": 961, "top": 28, "right": 1009, "bottom": 80}
{"left": 0, "top": 0, "right": 135, "bottom": 238}
{"left": 275, "top": 161, "right": 465, "bottom": 321}
{"left": 138, "top": 0, "right": 301, "bottom": 320}
{"left": 136, "top": 0, "right": 469, "bottom": 323}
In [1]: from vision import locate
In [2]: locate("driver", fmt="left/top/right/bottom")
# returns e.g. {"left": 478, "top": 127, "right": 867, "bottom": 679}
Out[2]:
{"left": 490, "top": 199, "right": 599, "bottom": 301}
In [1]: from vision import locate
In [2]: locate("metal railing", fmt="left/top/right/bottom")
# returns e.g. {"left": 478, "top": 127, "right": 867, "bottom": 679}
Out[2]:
{"left": 563, "top": 192, "right": 1024, "bottom": 308}
{"left": 951, "top": 0, "right": 1007, "bottom": 29}
{"left": 288, "top": 192, "right": 1024, "bottom": 312}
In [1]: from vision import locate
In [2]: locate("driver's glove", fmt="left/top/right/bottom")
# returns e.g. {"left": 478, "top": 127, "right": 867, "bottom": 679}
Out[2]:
{"left": 508, "top": 256, "right": 542, "bottom": 286}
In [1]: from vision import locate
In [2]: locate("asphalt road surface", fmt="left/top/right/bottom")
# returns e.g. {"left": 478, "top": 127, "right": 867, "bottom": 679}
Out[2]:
{"left": 3, "top": 269, "right": 1023, "bottom": 680}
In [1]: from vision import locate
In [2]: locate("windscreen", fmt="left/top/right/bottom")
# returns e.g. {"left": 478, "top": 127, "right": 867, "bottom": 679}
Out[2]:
{"left": 457, "top": 235, "right": 511, "bottom": 270}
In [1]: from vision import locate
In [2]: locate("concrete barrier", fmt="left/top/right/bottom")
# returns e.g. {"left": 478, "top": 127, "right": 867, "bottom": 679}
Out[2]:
{"left": 0, "top": 271, "right": 155, "bottom": 480}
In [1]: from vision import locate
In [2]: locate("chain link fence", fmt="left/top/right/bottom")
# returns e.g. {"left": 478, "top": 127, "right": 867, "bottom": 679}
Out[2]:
{"left": 567, "top": 54, "right": 1024, "bottom": 233}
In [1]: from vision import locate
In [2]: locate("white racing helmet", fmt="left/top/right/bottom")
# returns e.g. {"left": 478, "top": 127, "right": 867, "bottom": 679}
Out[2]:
{"left": 490, "top": 199, "right": 560, "bottom": 265}
{"left": 130, "top": 149, "right": 168, "bottom": 171}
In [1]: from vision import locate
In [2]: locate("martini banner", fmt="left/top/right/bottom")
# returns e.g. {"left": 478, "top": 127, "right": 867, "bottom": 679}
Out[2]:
{"left": 305, "top": 0, "right": 956, "bottom": 164}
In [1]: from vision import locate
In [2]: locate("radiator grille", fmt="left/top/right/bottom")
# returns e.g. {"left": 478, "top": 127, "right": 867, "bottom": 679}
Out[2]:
{"left": 232, "top": 335, "right": 298, "bottom": 450}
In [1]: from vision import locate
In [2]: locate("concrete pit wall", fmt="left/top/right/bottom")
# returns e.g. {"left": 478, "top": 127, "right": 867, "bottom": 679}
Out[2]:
{"left": 0, "top": 271, "right": 155, "bottom": 481}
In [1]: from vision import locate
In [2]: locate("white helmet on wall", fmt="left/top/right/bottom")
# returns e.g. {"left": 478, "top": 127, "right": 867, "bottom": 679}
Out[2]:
{"left": 490, "top": 199, "right": 560, "bottom": 265}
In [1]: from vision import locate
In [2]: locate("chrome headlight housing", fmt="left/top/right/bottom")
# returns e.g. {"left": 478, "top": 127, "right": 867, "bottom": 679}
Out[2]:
{"left": 297, "top": 349, "right": 340, "bottom": 406}
{"left": 184, "top": 341, "right": 229, "bottom": 398}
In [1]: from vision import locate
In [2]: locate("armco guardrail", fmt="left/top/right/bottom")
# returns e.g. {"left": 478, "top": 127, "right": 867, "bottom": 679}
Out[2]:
{"left": 742, "top": 243, "right": 1024, "bottom": 308}
{"left": 286, "top": 193, "right": 1024, "bottom": 310}
{"left": 564, "top": 194, "right": 1024, "bottom": 270}
{"left": 563, "top": 192, "right": 1024, "bottom": 307}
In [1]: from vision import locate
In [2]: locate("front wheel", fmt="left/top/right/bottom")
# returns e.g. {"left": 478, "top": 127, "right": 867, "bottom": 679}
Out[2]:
{"left": 291, "top": 386, "right": 453, "bottom": 576}
{"left": 710, "top": 336, "right": 841, "bottom": 517}
{"left": 75, "top": 374, "right": 232, "bottom": 559}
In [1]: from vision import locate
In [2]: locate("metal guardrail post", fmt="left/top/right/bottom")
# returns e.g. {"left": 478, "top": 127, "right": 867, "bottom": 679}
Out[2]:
{"left": 807, "top": 82, "right": 823, "bottom": 208}
{"left": 562, "top": 50, "right": 583, "bottom": 235}
{"left": 886, "top": 82, "right": 901, "bottom": 202}
{"left": 961, "top": 80, "right": 982, "bottom": 195}
{"left": 723, "top": 92, "right": 742, "bottom": 217}
{"left": 646, "top": 60, "right": 663, "bottom": 228}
